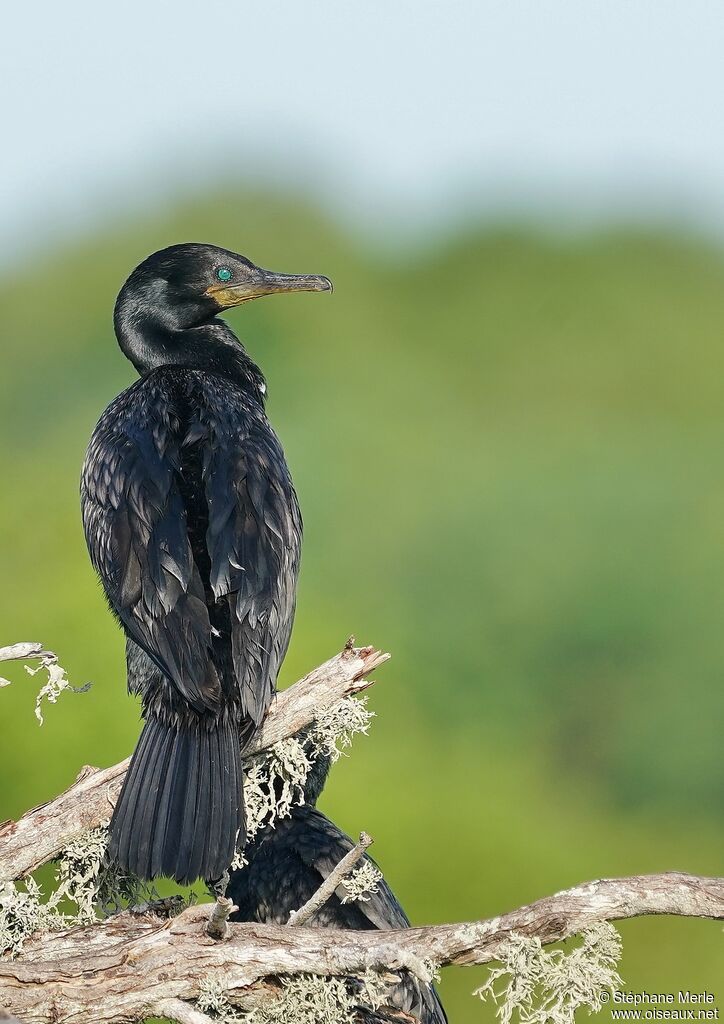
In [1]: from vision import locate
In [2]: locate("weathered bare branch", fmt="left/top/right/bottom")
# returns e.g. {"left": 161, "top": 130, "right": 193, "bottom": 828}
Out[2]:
{"left": 1, "top": 644, "right": 721, "bottom": 1021}
{"left": 0, "top": 644, "right": 54, "bottom": 664}
{"left": 288, "top": 831, "right": 374, "bottom": 926}
{"left": 206, "top": 896, "right": 237, "bottom": 940}
{"left": 0, "top": 645, "right": 388, "bottom": 882}
{"left": 0, "top": 644, "right": 55, "bottom": 690}
{"left": 0, "top": 872, "right": 721, "bottom": 1022}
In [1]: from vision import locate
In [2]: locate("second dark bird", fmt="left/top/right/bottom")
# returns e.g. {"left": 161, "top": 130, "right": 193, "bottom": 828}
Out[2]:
{"left": 81, "top": 243, "right": 331, "bottom": 884}
{"left": 228, "top": 752, "right": 448, "bottom": 1024}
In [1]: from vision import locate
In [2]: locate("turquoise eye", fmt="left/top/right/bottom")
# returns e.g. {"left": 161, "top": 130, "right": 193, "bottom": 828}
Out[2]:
{"left": 216, "top": 267, "right": 232, "bottom": 282}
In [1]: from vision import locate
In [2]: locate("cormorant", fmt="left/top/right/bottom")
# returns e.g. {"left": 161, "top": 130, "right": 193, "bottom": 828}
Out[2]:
{"left": 81, "top": 243, "right": 331, "bottom": 884}
{"left": 227, "top": 753, "right": 448, "bottom": 1024}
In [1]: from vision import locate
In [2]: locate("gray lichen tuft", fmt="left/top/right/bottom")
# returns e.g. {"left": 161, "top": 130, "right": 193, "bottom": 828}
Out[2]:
{"left": 237, "top": 736, "right": 311, "bottom": 865}
{"left": 197, "top": 977, "right": 244, "bottom": 1021}
{"left": 475, "top": 922, "right": 623, "bottom": 1024}
{"left": 232, "top": 695, "right": 374, "bottom": 869}
{"left": 0, "top": 644, "right": 90, "bottom": 725}
{"left": 254, "top": 973, "right": 389, "bottom": 1024}
{"left": 196, "top": 971, "right": 389, "bottom": 1023}
{"left": 54, "top": 823, "right": 156, "bottom": 919}
{"left": 304, "top": 696, "right": 375, "bottom": 762}
{"left": 1, "top": 823, "right": 160, "bottom": 957}
{"left": 0, "top": 877, "right": 71, "bottom": 956}
{"left": 24, "top": 652, "right": 90, "bottom": 726}
{"left": 340, "top": 860, "right": 383, "bottom": 904}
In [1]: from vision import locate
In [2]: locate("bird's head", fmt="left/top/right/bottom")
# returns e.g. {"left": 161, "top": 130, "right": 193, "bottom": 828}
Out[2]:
{"left": 117, "top": 242, "right": 332, "bottom": 332}
{"left": 114, "top": 242, "right": 332, "bottom": 377}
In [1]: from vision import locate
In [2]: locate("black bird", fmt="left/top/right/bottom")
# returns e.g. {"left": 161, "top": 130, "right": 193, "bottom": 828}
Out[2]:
{"left": 81, "top": 243, "right": 331, "bottom": 884}
{"left": 227, "top": 753, "right": 448, "bottom": 1024}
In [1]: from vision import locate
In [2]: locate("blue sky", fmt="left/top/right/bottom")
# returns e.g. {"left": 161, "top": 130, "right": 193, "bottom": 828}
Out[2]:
{"left": 3, "top": 0, "right": 724, "bottom": 250}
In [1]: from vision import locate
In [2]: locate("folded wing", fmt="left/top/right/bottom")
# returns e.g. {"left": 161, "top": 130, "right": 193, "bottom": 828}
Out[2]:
{"left": 81, "top": 376, "right": 219, "bottom": 713}
{"left": 191, "top": 374, "right": 302, "bottom": 729}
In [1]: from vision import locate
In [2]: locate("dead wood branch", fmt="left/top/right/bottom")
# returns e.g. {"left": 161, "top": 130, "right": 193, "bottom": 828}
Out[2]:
{"left": 288, "top": 831, "right": 374, "bottom": 926}
{"left": 0, "top": 645, "right": 388, "bottom": 883}
{"left": 207, "top": 897, "right": 237, "bottom": 941}
{"left": 0, "top": 872, "right": 721, "bottom": 1022}
{"left": 1, "top": 644, "right": 722, "bottom": 1022}
{"left": 0, "top": 644, "right": 55, "bottom": 665}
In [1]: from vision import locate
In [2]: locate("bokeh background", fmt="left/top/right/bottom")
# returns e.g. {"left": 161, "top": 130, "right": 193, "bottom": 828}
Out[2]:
{"left": 2, "top": 2, "right": 724, "bottom": 1019}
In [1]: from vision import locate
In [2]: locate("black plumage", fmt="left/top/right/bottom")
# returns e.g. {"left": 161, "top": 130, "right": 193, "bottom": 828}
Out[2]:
{"left": 227, "top": 755, "right": 448, "bottom": 1024}
{"left": 81, "top": 243, "right": 331, "bottom": 884}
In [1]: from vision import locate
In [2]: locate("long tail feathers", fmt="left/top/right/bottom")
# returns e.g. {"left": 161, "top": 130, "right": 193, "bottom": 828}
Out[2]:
{"left": 109, "top": 714, "right": 244, "bottom": 885}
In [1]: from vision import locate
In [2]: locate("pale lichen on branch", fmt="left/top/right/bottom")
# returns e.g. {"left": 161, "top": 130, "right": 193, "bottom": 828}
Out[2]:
{"left": 340, "top": 860, "right": 383, "bottom": 904}
{"left": 475, "top": 923, "right": 623, "bottom": 1024}
{"left": 54, "top": 822, "right": 158, "bottom": 920}
{"left": 0, "top": 823, "right": 160, "bottom": 957}
{"left": 0, "top": 642, "right": 91, "bottom": 724}
{"left": 234, "top": 691, "right": 375, "bottom": 867}
{"left": 0, "top": 877, "right": 70, "bottom": 957}
{"left": 242, "top": 972, "right": 390, "bottom": 1024}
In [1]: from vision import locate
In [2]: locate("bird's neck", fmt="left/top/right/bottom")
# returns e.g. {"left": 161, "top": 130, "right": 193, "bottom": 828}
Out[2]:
{"left": 115, "top": 311, "right": 267, "bottom": 395}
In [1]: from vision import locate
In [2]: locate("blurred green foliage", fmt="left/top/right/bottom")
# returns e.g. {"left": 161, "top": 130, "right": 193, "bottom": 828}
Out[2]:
{"left": 1, "top": 194, "right": 723, "bottom": 1020}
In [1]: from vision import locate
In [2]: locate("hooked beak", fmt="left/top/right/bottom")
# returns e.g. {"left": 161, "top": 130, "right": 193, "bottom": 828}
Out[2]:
{"left": 205, "top": 266, "right": 333, "bottom": 309}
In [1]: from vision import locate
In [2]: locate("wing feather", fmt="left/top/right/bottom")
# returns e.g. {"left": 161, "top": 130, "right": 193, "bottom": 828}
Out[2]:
{"left": 187, "top": 375, "right": 302, "bottom": 728}
{"left": 81, "top": 376, "right": 219, "bottom": 713}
